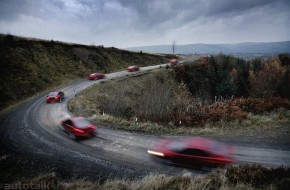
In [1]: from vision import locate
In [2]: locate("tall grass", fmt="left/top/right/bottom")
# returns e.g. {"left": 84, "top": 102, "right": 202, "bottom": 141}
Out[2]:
{"left": 14, "top": 165, "right": 290, "bottom": 190}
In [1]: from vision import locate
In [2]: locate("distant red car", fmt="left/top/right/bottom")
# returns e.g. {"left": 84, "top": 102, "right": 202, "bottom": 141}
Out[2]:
{"left": 148, "top": 137, "right": 234, "bottom": 168}
{"left": 170, "top": 59, "right": 178, "bottom": 66}
{"left": 127, "top": 66, "right": 140, "bottom": 72}
{"left": 88, "top": 73, "right": 105, "bottom": 80}
{"left": 46, "top": 91, "right": 64, "bottom": 103}
{"left": 61, "top": 117, "right": 97, "bottom": 140}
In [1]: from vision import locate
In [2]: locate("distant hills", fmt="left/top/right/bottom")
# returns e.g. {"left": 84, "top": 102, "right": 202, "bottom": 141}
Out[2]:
{"left": 126, "top": 41, "right": 290, "bottom": 55}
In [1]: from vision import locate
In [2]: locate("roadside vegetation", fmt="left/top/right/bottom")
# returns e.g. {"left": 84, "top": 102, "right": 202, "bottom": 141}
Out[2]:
{"left": 5, "top": 164, "right": 290, "bottom": 190}
{"left": 69, "top": 54, "right": 290, "bottom": 134}
{"left": 0, "top": 33, "right": 168, "bottom": 110}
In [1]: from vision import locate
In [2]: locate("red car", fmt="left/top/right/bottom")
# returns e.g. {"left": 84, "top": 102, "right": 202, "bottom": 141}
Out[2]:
{"left": 170, "top": 59, "right": 178, "bottom": 66}
{"left": 88, "top": 73, "right": 105, "bottom": 80}
{"left": 46, "top": 91, "right": 64, "bottom": 103}
{"left": 148, "top": 137, "right": 234, "bottom": 168}
{"left": 61, "top": 117, "right": 97, "bottom": 140}
{"left": 127, "top": 66, "right": 140, "bottom": 72}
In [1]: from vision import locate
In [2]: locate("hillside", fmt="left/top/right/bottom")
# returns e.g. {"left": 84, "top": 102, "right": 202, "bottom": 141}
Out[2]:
{"left": 0, "top": 34, "right": 168, "bottom": 110}
{"left": 126, "top": 41, "right": 290, "bottom": 55}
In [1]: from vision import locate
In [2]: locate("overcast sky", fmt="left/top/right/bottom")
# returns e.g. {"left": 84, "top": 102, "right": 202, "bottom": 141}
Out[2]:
{"left": 0, "top": 0, "right": 289, "bottom": 48}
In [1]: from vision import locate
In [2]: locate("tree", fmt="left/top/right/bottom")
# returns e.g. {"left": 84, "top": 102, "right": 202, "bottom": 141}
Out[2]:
{"left": 252, "top": 58, "right": 263, "bottom": 73}
{"left": 278, "top": 53, "right": 290, "bottom": 67}
{"left": 248, "top": 59, "right": 286, "bottom": 98}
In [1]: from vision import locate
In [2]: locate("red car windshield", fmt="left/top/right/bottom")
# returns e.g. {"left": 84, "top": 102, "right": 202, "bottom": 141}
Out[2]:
{"left": 167, "top": 139, "right": 187, "bottom": 152}
{"left": 167, "top": 138, "right": 231, "bottom": 156}
{"left": 209, "top": 141, "right": 231, "bottom": 156}
{"left": 74, "top": 119, "right": 91, "bottom": 129}
{"left": 48, "top": 92, "right": 58, "bottom": 97}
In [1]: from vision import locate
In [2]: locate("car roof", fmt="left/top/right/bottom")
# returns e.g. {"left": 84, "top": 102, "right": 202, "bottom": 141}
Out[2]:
{"left": 186, "top": 137, "right": 214, "bottom": 149}
{"left": 48, "top": 91, "right": 58, "bottom": 95}
{"left": 70, "top": 116, "right": 86, "bottom": 121}
{"left": 167, "top": 137, "right": 223, "bottom": 152}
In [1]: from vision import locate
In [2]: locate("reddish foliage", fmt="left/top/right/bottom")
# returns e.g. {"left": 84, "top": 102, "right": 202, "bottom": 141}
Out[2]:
{"left": 177, "top": 103, "right": 247, "bottom": 126}
{"left": 230, "top": 97, "right": 290, "bottom": 114}
{"left": 175, "top": 97, "right": 290, "bottom": 126}
{"left": 138, "top": 97, "right": 290, "bottom": 126}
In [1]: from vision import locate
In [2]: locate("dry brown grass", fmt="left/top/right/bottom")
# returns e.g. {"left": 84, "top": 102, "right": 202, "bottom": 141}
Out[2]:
{"left": 15, "top": 165, "right": 290, "bottom": 190}
{"left": 88, "top": 109, "right": 290, "bottom": 136}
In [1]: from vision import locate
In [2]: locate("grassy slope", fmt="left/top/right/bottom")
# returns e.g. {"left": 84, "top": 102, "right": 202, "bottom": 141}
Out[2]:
{"left": 0, "top": 34, "right": 168, "bottom": 110}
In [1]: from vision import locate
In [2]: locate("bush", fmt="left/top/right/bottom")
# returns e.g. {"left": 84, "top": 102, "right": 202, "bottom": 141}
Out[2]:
{"left": 226, "top": 164, "right": 290, "bottom": 189}
{"left": 136, "top": 70, "right": 175, "bottom": 122}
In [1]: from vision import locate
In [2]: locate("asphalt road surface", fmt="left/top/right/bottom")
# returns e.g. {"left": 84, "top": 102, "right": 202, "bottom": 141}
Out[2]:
{"left": 1, "top": 64, "right": 289, "bottom": 181}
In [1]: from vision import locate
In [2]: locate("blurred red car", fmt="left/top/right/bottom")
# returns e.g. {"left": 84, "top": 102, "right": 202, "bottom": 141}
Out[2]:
{"left": 170, "top": 59, "right": 178, "bottom": 66}
{"left": 148, "top": 137, "right": 234, "bottom": 168}
{"left": 88, "top": 73, "right": 105, "bottom": 80}
{"left": 61, "top": 117, "right": 97, "bottom": 140}
{"left": 127, "top": 66, "right": 140, "bottom": 72}
{"left": 46, "top": 91, "right": 64, "bottom": 103}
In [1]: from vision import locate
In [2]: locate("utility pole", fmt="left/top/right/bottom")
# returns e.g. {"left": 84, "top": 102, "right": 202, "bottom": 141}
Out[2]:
{"left": 172, "top": 40, "right": 175, "bottom": 55}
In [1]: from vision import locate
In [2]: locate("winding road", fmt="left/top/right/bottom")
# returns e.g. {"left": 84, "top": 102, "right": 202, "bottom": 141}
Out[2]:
{"left": 1, "top": 64, "right": 290, "bottom": 181}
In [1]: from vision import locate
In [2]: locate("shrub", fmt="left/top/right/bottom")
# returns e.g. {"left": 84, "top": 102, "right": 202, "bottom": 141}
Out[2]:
{"left": 136, "top": 70, "right": 175, "bottom": 122}
{"left": 226, "top": 164, "right": 290, "bottom": 188}
{"left": 226, "top": 164, "right": 269, "bottom": 187}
